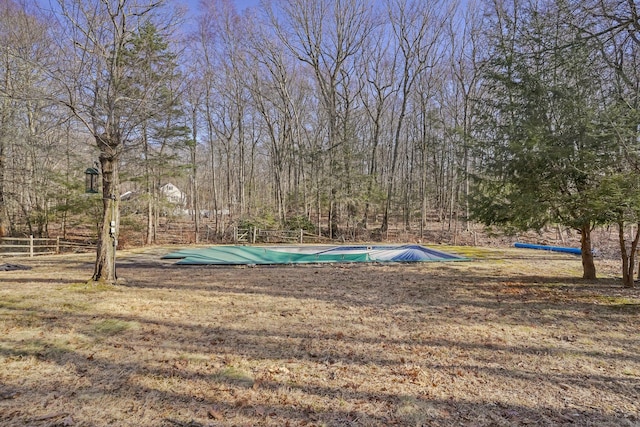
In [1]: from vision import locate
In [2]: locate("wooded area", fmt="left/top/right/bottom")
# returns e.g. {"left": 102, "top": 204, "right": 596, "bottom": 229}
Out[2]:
{"left": 0, "top": 0, "right": 639, "bottom": 285}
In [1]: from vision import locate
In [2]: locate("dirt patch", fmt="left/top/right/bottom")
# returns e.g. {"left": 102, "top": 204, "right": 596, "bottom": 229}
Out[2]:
{"left": 0, "top": 247, "right": 638, "bottom": 426}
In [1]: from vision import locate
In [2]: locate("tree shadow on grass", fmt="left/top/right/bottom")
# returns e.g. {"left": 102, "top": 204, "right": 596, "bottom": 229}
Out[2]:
{"left": 0, "top": 278, "right": 81, "bottom": 285}
{"left": 0, "top": 332, "right": 637, "bottom": 427}
{"left": 1, "top": 258, "right": 639, "bottom": 426}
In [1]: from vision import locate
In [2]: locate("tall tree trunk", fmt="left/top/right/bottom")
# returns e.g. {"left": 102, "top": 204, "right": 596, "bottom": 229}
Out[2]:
{"left": 0, "top": 132, "right": 6, "bottom": 238}
{"left": 382, "top": 95, "right": 408, "bottom": 233}
{"left": 619, "top": 220, "right": 639, "bottom": 288}
{"left": 0, "top": 88, "right": 8, "bottom": 238}
{"left": 92, "top": 152, "right": 119, "bottom": 283}
{"left": 204, "top": 99, "right": 220, "bottom": 237}
{"left": 143, "top": 125, "right": 154, "bottom": 245}
{"left": 191, "top": 166, "right": 199, "bottom": 244}
{"left": 153, "top": 179, "right": 159, "bottom": 243}
{"left": 146, "top": 188, "right": 153, "bottom": 245}
{"left": 580, "top": 223, "right": 596, "bottom": 280}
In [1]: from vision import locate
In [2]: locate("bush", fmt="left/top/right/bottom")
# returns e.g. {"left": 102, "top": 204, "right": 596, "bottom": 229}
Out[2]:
{"left": 237, "top": 214, "right": 278, "bottom": 230}
{"left": 284, "top": 215, "right": 316, "bottom": 233}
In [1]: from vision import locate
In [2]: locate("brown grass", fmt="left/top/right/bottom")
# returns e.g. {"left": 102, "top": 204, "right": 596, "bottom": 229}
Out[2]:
{"left": 0, "top": 246, "right": 639, "bottom": 426}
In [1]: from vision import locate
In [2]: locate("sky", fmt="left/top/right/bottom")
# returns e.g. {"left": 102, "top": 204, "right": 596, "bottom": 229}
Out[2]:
{"left": 33, "top": 0, "right": 262, "bottom": 15}
{"left": 183, "top": 0, "right": 262, "bottom": 13}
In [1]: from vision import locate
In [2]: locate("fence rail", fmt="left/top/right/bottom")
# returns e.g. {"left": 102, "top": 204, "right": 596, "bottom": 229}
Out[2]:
{"left": 0, "top": 236, "right": 94, "bottom": 257}
{"left": 233, "top": 227, "right": 330, "bottom": 244}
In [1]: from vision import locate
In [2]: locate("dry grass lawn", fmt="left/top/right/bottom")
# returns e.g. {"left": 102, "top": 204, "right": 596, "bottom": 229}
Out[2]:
{"left": 0, "top": 246, "right": 639, "bottom": 426}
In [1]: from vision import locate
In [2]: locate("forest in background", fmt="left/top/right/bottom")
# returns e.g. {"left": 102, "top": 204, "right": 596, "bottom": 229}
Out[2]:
{"left": 1, "top": 0, "right": 640, "bottom": 284}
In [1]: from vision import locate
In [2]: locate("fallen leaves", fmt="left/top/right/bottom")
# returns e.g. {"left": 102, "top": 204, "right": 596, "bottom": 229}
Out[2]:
{"left": 1, "top": 248, "right": 639, "bottom": 426}
{"left": 31, "top": 412, "right": 71, "bottom": 424}
{"left": 207, "top": 407, "right": 224, "bottom": 420}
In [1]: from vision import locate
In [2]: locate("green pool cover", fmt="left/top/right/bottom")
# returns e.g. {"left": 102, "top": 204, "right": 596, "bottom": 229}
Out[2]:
{"left": 162, "top": 244, "right": 467, "bottom": 265}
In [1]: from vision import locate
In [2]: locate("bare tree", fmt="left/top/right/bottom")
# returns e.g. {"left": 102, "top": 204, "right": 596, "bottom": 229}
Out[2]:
{"left": 269, "top": 0, "right": 373, "bottom": 238}
{"left": 358, "top": 20, "right": 394, "bottom": 229}
{"left": 184, "top": 78, "right": 202, "bottom": 243}
{"left": 196, "top": 0, "right": 253, "bottom": 225}
{"left": 0, "top": 0, "right": 25, "bottom": 237}
{"left": 0, "top": 0, "right": 63, "bottom": 238}
{"left": 245, "top": 28, "right": 296, "bottom": 223}
{"left": 381, "top": 0, "right": 453, "bottom": 232}
{"left": 53, "top": 0, "right": 176, "bottom": 283}
{"left": 446, "top": 0, "right": 485, "bottom": 233}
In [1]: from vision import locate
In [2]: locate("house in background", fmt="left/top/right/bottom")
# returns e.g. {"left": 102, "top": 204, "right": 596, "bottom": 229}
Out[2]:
{"left": 120, "top": 190, "right": 136, "bottom": 201}
{"left": 160, "top": 183, "right": 186, "bottom": 207}
{"left": 119, "top": 183, "right": 187, "bottom": 216}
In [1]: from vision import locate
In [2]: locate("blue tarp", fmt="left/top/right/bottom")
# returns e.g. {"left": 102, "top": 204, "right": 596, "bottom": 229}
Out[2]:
{"left": 514, "top": 242, "right": 582, "bottom": 255}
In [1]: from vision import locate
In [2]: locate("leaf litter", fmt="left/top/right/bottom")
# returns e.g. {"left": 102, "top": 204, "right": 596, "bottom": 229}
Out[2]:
{"left": 0, "top": 247, "right": 638, "bottom": 426}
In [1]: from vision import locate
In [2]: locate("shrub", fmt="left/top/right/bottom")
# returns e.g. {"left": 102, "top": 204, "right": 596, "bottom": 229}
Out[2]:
{"left": 284, "top": 215, "right": 316, "bottom": 233}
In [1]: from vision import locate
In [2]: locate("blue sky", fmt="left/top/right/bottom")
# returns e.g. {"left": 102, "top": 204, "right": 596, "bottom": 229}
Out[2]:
{"left": 183, "top": 0, "right": 262, "bottom": 13}
{"left": 33, "top": 0, "right": 262, "bottom": 15}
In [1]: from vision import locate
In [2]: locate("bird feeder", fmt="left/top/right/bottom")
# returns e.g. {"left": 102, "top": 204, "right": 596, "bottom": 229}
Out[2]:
{"left": 84, "top": 167, "right": 100, "bottom": 194}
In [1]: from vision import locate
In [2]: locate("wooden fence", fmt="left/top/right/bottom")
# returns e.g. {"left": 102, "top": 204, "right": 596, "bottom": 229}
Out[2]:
{"left": 233, "top": 228, "right": 330, "bottom": 244}
{"left": 0, "top": 236, "right": 94, "bottom": 257}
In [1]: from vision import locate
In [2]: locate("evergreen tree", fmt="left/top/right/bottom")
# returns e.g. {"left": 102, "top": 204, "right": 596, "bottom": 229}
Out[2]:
{"left": 471, "top": 0, "right": 616, "bottom": 279}
{"left": 121, "top": 21, "right": 188, "bottom": 244}
{"left": 582, "top": 0, "right": 640, "bottom": 286}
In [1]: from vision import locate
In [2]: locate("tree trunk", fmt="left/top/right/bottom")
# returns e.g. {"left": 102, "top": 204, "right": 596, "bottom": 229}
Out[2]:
{"left": 619, "top": 220, "right": 639, "bottom": 288}
{"left": 580, "top": 223, "right": 596, "bottom": 280}
{"left": 143, "top": 126, "right": 154, "bottom": 245}
{"left": 0, "top": 95, "right": 8, "bottom": 238}
{"left": 190, "top": 111, "right": 199, "bottom": 244}
{"left": 146, "top": 188, "right": 153, "bottom": 245}
{"left": 0, "top": 139, "right": 6, "bottom": 238}
{"left": 92, "top": 153, "right": 119, "bottom": 284}
{"left": 191, "top": 164, "right": 200, "bottom": 244}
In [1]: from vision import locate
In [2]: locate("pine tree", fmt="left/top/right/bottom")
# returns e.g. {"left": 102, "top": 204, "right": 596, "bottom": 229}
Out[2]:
{"left": 121, "top": 21, "right": 188, "bottom": 245}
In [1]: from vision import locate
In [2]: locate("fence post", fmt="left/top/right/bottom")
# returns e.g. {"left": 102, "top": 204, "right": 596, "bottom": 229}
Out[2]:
{"left": 300, "top": 229, "right": 303, "bottom": 244}
{"left": 233, "top": 226, "right": 237, "bottom": 243}
{"left": 252, "top": 227, "right": 257, "bottom": 244}
{"left": 56, "top": 236, "right": 60, "bottom": 254}
{"left": 30, "top": 235, "right": 34, "bottom": 257}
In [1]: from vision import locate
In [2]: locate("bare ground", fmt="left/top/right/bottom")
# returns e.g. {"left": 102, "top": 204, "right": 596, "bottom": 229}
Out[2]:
{"left": 0, "top": 246, "right": 639, "bottom": 427}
